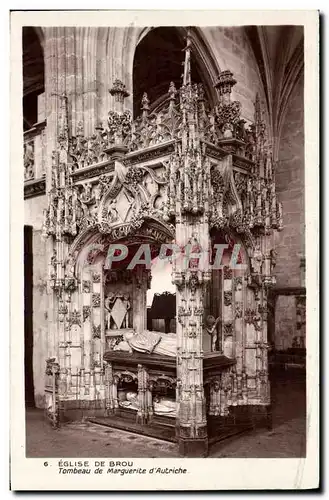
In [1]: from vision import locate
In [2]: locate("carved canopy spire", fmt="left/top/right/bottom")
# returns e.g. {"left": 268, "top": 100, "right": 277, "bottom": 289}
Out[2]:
{"left": 215, "top": 70, "right": 237, "bottom": 105}
{"left": 182, "top": 29, "right": 192, "bottom": 86}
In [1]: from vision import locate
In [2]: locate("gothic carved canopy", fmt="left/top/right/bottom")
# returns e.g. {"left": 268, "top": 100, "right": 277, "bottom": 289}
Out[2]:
{"left": 42, "top": 36, "right": 283, "bottom": 286}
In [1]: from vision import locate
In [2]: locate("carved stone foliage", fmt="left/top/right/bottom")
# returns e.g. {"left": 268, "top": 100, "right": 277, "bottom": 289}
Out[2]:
{"left": 234, "top": 276, "right": 243, "bottom": 290}
{"left": 110, "top": 79, "right": 130, "bottom": 102}
{"left": 82, "top": 280, "right": 91, "bottom": 293}
{"left": 233, "top": 172, "right": 248, "bottom": 196}
{"left": 244, "top": 308, "right": 258, "bottom": 325}
{"left": 69, "top": 123, "right": 107, "bottom": 170}
{"left": 92, "top": 324, "right": 101, "bottom": 339}
{"left": 214, "top": 101, "right": 242, "bottom": 137}
{"left": 107, "top": 111, "right": 132, "bottom": 146}
{"left": 224, "top": 291, "right": 233, "bottom": 306}
{"left": 69, "top": 309, "right": 81, "bottom": 327}
{"left": 223, "top": 267, "right": 233, "bottom": 280}
{"left": 148, "top": 375, "right": 176, "bottom": 391}
{"left": 105, "top": 269, "right": 132, "bottom": 285}
{"left": 188, "top": 319, "right": 198, "bottom": 338}
{"left": 45, "top": 357, "right": 60, "bottom": 377}
{"left": 92, "top": 293, "right": 101, "bottom": 307}
{"left": 83, "top": 305, "right": 91, "bottom": 322}
{"left": 235, "top": 303, "right": 243, "bottom": 319}
{"left": 223, "top": 322, "right": 233, "bottom": 337}
{"left": 92, "top": 272, "right": 101, "bottom": 283}
{"left": 58, "top": 303, "right": 68, "bottom": 322}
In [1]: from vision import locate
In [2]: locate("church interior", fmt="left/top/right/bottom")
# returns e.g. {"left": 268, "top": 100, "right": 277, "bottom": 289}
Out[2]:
{"left": 23, "top": 25, "right": 305, "bottom": 457}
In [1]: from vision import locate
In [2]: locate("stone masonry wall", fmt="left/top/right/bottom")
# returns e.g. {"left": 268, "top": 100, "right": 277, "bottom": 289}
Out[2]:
{"left": 25, "top": 195, "right": 48, "bottom": 407}
{"left": 275, "top": 72, "right": 305, "bottom": 287}
{"left": 201, "top": 27, "right": 268, "bottom": 124}
{"left": 273, "top": 72, "right": 305, "bottom": 350}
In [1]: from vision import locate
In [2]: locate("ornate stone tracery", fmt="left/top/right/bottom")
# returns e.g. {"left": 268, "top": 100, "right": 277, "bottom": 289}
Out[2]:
{"left": 41, "top": 32, "right": 283, "bottom": 456}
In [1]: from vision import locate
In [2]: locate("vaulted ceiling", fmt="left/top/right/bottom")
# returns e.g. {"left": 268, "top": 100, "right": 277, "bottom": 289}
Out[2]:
{"left": 245, "top": 25, "right": 304, "bottom": 143}
{"left": 133, "top": 27, "right": 207, "bottom": 118}
{"left": 22, "top": 27, "right": 44, "bottom": 97}
{"left": 22, "top": 25, "right": 304, "bottom": 144}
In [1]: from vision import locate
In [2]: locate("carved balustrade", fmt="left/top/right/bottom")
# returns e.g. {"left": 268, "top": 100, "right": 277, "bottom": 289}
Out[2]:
{"left": 24, "top": 120, "right": 46, "bottom": 180}
{"left": 24, "top": 120, "right": 47, "bottom": 198}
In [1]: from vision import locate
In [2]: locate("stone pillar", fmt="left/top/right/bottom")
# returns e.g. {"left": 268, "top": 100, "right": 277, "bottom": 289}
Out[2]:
{"left": 133, "top": 268, "right": 148, "bottom": 333}
{"left": 223, "top": 266, "right": 234, "bottom": 358}
{"left": 80, "top": 269, "right": 91, "bottom": 400}
{"left": 174, "top": 219, "right": 210, "bottom": 457}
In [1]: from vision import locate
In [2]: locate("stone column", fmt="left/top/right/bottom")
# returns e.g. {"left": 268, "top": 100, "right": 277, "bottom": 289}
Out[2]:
{"left": 133, "top": 268, "right": 147, "bottom": 333}
{"left": 174, "top": 218, "right": 210, "bottom": 457}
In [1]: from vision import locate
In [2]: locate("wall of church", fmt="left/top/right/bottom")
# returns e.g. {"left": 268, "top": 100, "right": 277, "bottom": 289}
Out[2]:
{"left": 201, "top": 27, "right": 268, "bottom": 124}
{"left": 273, "top": 72, "right": 305, "bottom": 350}
{"left": 275, "top": 73, "right": 305, "bottom": 287}
{"left": 41, "top": 26, "right": 268, "bottom": 143}
{"left": 25, "top": 195, "right": 48, "bottom": 407}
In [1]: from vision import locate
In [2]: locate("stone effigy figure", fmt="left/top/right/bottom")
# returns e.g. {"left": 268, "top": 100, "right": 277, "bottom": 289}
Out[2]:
{"left": 118, "top": 390, "right": 176, "bottom": 418}
{"left": 113, "top": 330, "right": 177, "bottom": 357}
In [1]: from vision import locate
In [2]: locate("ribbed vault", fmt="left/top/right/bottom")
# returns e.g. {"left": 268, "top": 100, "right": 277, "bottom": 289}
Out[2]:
{"left": 245, "top": 25, "right": 304, "bottom": 157}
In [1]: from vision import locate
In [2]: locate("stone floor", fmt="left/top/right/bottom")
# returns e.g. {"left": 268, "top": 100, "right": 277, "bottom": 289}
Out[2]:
{"left": 26, "top": 371, "right": 306, "bottom": 458}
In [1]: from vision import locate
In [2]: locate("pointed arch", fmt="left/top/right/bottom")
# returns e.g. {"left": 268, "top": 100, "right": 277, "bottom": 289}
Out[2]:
{"left": 23, "top": 27, "right": 45, "bottom": 130}
{"left": 132, "top": 26, "right": 221, "bottom": 118}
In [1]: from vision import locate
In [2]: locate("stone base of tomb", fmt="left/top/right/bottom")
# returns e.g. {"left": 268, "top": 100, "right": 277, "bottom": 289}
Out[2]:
{"left": 84, "top": 408, "right": 269, "bottom": 456}
{"left": 89, "top": 406, "right": 177, "bottom": 442}
{"left": 178, "top": 437, "right": 209, "bottom": 458}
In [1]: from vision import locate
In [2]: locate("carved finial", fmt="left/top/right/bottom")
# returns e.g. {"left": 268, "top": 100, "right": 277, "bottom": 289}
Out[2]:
{"left": 254, "top": 93, "right": 266, "bottom": 141}
{"left": 58, "top": 93, "right": 69, "bottom": 142}
{"left": 76, "top": 121, "right": 84, "bottom": 136}
{"left": 254, "top": 93, "right": 261, "bottom": 121}
{"left": 141, "top": 92, "right": 150, "bottom": 112}
{"left": 182, "top": 29, "right": 192, "bottom": 86}
{"left": 168, "top": 81, "right": 177, "bottom": 101}
{"left": 197, "top": 83, "right": 205, "bottom": 102}
{"left": 109, "top": 79, "right": 130, "bottom": 103}
{"left": 214, "top": 70, "right": 237, "bottom": 103}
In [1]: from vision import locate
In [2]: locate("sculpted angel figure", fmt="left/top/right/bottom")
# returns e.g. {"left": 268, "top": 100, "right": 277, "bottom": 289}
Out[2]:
{"left": 205, "top": 315, "right": 220, "bottom": 352}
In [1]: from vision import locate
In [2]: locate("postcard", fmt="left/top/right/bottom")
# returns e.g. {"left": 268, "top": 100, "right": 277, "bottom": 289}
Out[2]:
{"left": 10, "top": 8, "right": 319, "bottom": 491}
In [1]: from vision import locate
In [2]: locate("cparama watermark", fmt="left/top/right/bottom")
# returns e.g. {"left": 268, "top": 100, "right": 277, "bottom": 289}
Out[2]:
{"left": 82, "top": 242, "right": 247, "bottom": 271}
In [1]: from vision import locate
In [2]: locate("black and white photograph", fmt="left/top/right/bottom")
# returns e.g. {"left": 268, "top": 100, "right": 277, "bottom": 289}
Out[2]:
{"left": 10, "top": 9, "right": 319, "bottom": 491}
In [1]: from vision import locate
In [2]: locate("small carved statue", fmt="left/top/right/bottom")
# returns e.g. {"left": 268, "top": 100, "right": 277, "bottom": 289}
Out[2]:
{"left": 65, "top": 251, "right": 77, "bottom": 278}
{"left": 107, "top": 199, "right": 119, "bottom": 223}
{"left": 122, "top": 293, "right": 131, "bottom": 328}
{"left": 205, "top": 315, "right": 220, "bottom": 352}
{"left": 104, "top": 291, "right": 116, "bottom": 330}
{"left": 270, "top": 249, "right": 277, "bottom": 274}
{"left": 81, "top": 182, "right": 93, "bottom": 203}
{"left": 50, "top": 249, "right": 57, "bottom": 279}
{"left": 252, "top": 244, "right": 263, "bottom": 274}
{"left": 187, "top": 234, "right": 202, "bottom": 269}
